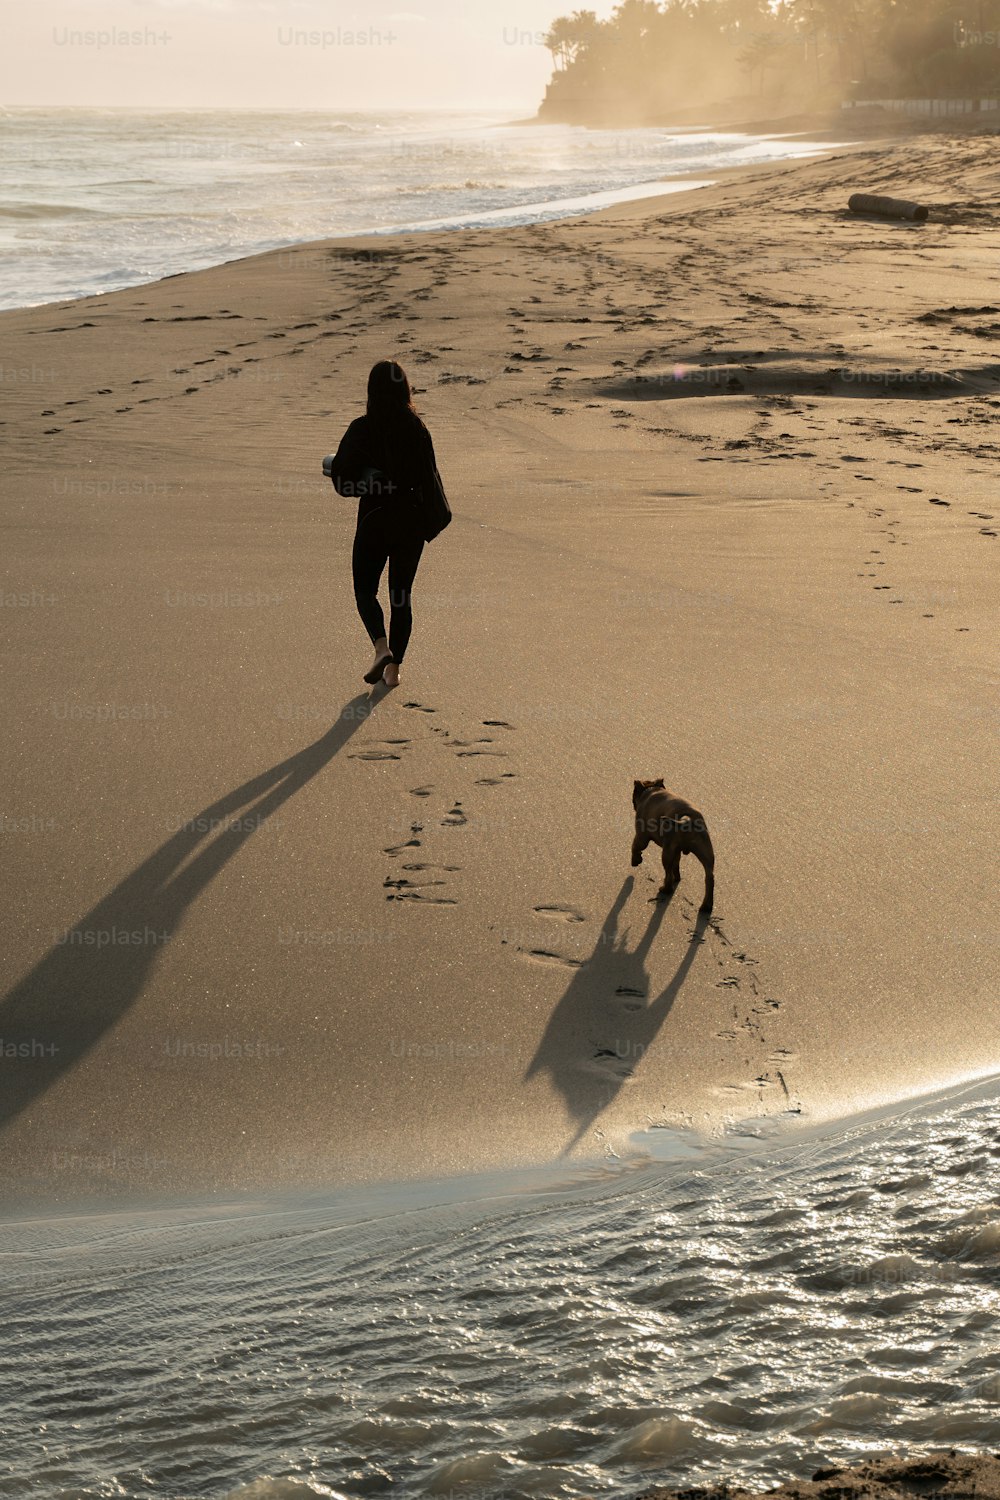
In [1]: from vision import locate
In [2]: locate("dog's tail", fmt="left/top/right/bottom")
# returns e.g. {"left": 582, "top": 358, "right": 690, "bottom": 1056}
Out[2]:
{"left": 673, "top": 816, "right": 696, "bottom": 847}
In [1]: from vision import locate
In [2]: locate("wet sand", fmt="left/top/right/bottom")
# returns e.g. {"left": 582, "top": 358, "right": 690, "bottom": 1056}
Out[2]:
{"left": 637, "top": 1451, "right": 1000, "bottom": 1500}
{"left": 1, "top": 134, "right": 998, "bottom": 1207}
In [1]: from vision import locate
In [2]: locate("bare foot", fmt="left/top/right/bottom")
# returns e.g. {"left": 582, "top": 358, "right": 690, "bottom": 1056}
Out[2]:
{"left": 382, "top": 661, "right": 400, "bottom": 689}
{"left": 364, "top": 638, "right": 391, "bottom": 685}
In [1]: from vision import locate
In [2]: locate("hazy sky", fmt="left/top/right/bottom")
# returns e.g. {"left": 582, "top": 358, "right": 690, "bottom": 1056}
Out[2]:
{"left": 0, "top": 0, "right": 620, "bottom": 110}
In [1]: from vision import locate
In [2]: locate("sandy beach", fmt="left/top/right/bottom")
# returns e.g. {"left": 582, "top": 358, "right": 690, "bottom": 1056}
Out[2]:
{"left": 2, "top": 132, "right": 998, "bottom": 1210}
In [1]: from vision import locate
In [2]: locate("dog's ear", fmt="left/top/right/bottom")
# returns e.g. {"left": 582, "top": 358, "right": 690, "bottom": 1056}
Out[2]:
{"left": 653, "top": 777, "right": 665, "bottom": 789}
{"left": 633, "top": 779, "right": 646, "bottom": 796}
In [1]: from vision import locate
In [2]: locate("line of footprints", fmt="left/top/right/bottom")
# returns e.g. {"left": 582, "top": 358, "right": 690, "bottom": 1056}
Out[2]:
{"left": 351, "top": 703, "right": 517, "bottom": 906}
{"left": 708, "top": 924, "right": 799, "bottom": 1111}
{"left": 854, "top": 499, "right": 990, "bottom": 629}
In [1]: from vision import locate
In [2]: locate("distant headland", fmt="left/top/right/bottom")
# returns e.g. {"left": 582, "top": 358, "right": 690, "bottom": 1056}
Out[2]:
{"left": 535, "top": 0, "right": 1000, "bottom": 127}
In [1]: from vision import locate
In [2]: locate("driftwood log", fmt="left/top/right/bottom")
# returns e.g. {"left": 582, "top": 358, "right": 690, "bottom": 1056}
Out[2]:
{"left": 848, "top": 192, "right": 929, "bottom": 221}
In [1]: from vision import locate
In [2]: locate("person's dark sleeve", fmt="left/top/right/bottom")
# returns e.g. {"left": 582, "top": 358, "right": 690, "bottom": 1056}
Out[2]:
{"left": 329, "top": 419, "right": 367, "bottom": 497}
{"left": 422, "top": 429, "right": 447, "bottom": 504}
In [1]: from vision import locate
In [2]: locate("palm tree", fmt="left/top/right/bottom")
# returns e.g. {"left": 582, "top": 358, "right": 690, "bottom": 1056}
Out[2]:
{"left": 544, "top": 15, "right": 575, "bottom": 71}
{"left": 612, "top": 0, "right": 663, "bottom": 41}
{"left": 738, "top": 30, "right": 790, "bottom": 93}
{"left": 544, "top": 9, "right": 601, "bottom": 70}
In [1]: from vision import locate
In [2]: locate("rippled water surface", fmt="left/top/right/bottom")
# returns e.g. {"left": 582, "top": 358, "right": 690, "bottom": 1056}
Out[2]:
{"left": 3, "top": 1075, "right": 999, "bottom": 1499}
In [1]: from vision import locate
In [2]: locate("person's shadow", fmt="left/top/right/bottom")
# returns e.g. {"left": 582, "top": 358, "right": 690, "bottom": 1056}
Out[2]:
{"left": 0, "top": 692, "right": 379, "bottom": 1131}
{"left": 524, "top": 876, "right": 709, "bottom": 1157}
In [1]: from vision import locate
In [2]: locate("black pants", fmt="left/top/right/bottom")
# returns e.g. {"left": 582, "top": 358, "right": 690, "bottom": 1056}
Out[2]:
{"left": 352, "top": 510, "right": 424, "bottom": 664}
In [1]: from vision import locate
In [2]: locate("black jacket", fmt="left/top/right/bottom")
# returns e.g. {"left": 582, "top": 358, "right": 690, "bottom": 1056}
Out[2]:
{"left": 330, "top": 413, "right": 445, "bottom": 536}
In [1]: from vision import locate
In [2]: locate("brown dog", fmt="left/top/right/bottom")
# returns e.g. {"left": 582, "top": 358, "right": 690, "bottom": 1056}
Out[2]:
{"left": 631, "top": 779, "right": 715, "bottom": 914}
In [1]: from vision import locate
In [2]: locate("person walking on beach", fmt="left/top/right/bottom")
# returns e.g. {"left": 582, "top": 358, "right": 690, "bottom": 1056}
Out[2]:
{"left": 328, "top": 360, "right": 450, "bottom": 689}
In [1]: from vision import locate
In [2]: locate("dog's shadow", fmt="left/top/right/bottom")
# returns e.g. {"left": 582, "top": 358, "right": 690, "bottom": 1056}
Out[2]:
{"left": 524, "top": 876, "right": 709, "bottom": 1156}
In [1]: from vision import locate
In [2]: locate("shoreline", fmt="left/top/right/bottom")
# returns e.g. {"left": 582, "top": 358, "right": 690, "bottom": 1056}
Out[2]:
{"left": 6, "top": 1075, "right": 997, "bottom": 1491}
{"left": 1, "top": 120, "right": 870, "bottom": 318}
{"left": 3, "top": 1063, "right": 997, "bottom": 1225}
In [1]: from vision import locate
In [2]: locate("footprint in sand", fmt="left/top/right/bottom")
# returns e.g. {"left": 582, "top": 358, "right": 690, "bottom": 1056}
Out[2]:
{"left": 385, "top": 880, "right": 458, "bottom": 906}
{"left": 350, "top": 749, "right": 403, "bottom": 762}
{"left": 534, "top": 904, "right": 585, "bottom": 924}
{"left": 384, "top": 834, "right": 422, "bottom": 855}
{"left": 517, "top": 948, "right": 585, "bottom": 970}
{"left": 403, "top": 701, "right": 436, "bottom": 714}
{"left": 442, "top": 804, "right": 467, "bottom": 826}
{"left": 587, "top": 1050, "right": 635, "bottom": 1081}
{"left": 614, "top": 984, "right": 646, "bottom": 1013}
{"left": 409, "top": 786, "right": 433, "bottom": 798}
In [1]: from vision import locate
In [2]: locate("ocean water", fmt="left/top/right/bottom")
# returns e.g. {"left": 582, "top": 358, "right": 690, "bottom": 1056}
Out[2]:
{"left": 3, "top": 1073, "right": 999, "bottom": 1499}
{"left": 0, "top": 108, "right": 837, "bottom": 311}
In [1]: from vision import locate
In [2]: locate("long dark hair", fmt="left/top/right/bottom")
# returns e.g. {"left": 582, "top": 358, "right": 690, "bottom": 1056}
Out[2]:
{"left": 366, "top": 360, "right": 418, "bottom": 427}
